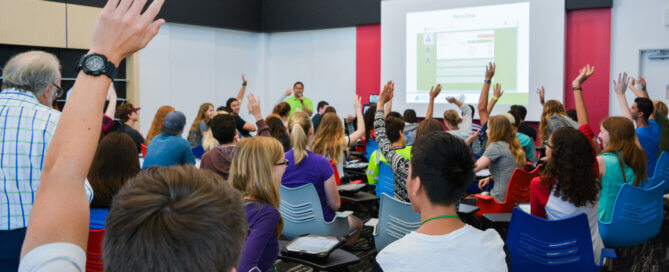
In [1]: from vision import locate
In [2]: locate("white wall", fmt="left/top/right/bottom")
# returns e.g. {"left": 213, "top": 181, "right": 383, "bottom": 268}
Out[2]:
{"left": 610, "top": 0, "right": 669, "bottom": 116}
{"left": 138, "top": 23, "right": 357, "bottom": 136}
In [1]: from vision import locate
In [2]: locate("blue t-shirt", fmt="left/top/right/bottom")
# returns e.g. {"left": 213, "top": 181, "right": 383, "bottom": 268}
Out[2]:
{"left": 143, "top": 134, "right": 196, "bottom": 169}
{"left": 281, "top": 150, "right": 336, "bottom": 221}
{"left": 637, "top": 119, "right": 660, "bottom": 177}
{"left": 89, "top": 208, "right": 109, "bottom": 230}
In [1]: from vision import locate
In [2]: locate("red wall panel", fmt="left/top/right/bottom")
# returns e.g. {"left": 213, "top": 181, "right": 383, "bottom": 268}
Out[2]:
{"left": 356, "top": 24, "right": 381, "bottom": 105}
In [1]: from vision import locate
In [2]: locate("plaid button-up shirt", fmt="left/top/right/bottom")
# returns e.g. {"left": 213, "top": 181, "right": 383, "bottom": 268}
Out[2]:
{"left": 0, "top": 89, "right": 93, "bottom": 230}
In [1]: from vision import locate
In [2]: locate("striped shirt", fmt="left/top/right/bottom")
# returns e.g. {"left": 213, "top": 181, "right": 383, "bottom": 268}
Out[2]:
{"left": 0, "top": 89, "right": 93, "bottom": 230}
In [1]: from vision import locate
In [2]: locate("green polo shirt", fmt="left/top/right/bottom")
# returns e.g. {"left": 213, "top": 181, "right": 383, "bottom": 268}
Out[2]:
{"left": 366, "top": 146, "right": 412, "bottom": 184}
{"left": 285, "top": 96, "right": 313, "bottom": 118}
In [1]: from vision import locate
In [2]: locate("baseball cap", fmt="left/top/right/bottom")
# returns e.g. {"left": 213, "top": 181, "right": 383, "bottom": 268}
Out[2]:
{"left": 116, "top": 103, "right": 141, "bottom": 119}
{"left": 161, "top": 111, "right": 186, "bottom": 135}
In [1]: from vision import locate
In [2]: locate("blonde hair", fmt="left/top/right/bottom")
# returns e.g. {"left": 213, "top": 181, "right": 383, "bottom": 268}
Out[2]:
{"left": 539, "top": 100, "right": 568, "bottom": 141}
{"left": 654, "top": 100, "right": 667, "bottom": 116}
{"left": 488, "top": 115, "right": 526, "bottom": 166}
{"left": 1, "top": 51, "right": 60, "bottom": 96}
{"left": 443, "top": 109, "right": 462, "bottom": 126}
{"left": 312, "top": 113, "right": 345, "bottom": 164}
{"left": 146, "top": 106, "right": 175, "bottom": 145}
{"left": 288, "top": 111, "right": 312, "bottom": 165}
{"left": 229, "top": 137, "right": 284, "bottom": 237}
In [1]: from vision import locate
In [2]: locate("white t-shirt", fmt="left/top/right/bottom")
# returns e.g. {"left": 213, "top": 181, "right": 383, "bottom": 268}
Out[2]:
{"left": 376, "top": 224, "right": 507, "bottom": 272}
{"left": 19, "top": 243, "right": 85, "bottom": 272}
{"left": 545, "top": 189, "right": 603, "bottom": 265}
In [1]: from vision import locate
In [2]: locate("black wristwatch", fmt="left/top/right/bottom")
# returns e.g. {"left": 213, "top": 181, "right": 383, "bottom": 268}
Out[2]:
{"left": 484, "top": 79, "right": 492, "bottom": 84}
{"left": 75, "top": 53, "right": 117, "bottom": 80}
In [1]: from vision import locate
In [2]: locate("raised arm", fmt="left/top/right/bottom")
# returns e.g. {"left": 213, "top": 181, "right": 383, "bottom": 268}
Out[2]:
{"left": 613, "top": 72, "right": 633, "bottom": 120}
{"left": 21, "top": 0, "right": 165, "bottom": 257}
{"left": 628, "top": 76, "right": 649, "bottom": 98}
{"left": 273, "top": 88, "right": 292, "bottom": 107}
{"left": 539, "top": 86, "right": 545, "bottom": 106}
{"left": 572, "top": 64, "right": 595, "bottom": 126}
{"left": 478, "top": 62, "right": 495, "bottom": 124}
{"left": 236, "top": 74, "right": 247, "bottom": 104}
{"left": 104, "top": 83, "right": 117, "bottom": 118}
{"left": 375, "top": 81, "right": 410, "bottom": 193}
{"left": 347, "top": 95, "right": 366, "bottom": 146}
{"left": 487, "top": 83, "right": 503, "bottom": 114}
{"left": 247, "top": 94, "right": 270, "bottom": 137}
{"left": 425, "top": 84, "right": 442, "bottom": 119}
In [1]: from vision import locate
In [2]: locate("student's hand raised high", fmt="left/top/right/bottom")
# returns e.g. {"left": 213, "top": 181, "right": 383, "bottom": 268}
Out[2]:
{"left": 485, "top": 62, "right": 496, "bottom": 80}
{"left": 573, "top": 64, "right": 595, "bottom": 88}
{"left": 353, "top": 95, "right": 362, "bottom": 112}
{"left": 613, "top": 72, "right": 629, "bottom": 95}
{"left": 378, "top": 80, "right": 395, "bottom": 107}
{"left": 247, "top": 94, "right": 262, "bottom": 121}
{"left": 90, "top": 0, "right": 166, "bottom": 66}
{"left": 637, "top": 76, "right": 647, "bottom": 91}
{"left": 429, "top": 84, "right": 442, "bottom": 99}
{"left": 538, "top": 86, "right": 545, "bottom": 105}
{"left": 446, "top": 96, "right": 457, "bottom": 104}
{"left": 492, "top": 83, "right": 503, "bottom": 98}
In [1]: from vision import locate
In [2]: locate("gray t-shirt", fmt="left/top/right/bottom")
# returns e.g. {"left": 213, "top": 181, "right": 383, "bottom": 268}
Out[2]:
{"left": 188, "top": 120, "right": 209, "bottom": 147}
{"left": 483, "top": 141, "right": 521, "bottom": 202}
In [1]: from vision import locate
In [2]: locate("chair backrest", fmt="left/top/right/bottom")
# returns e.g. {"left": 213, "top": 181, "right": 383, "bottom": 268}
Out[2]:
{"left": 191, "top": 145, "right": 205, "bottom": 159}
{"left": 507, "top": 207, "right": 598, "bottom": 272}
{"left": 365, "top": 139, "right": 378, "bottom": 160}
{"left": 599, "top": 181, "right": 665, "bottom": 247}
{"left": 329, "top": 160, "right": 342, "bottom": 186}
{"left": 502, "top": 168, "right": 535, "bottom": 204}
{"left": 374, "top": 193, "right": 421, "bottom": 251}
{"left": 279, "top": 184, "right": 348, "bottom": 239}
{"left": 86, "top": 229, "right": 105, "bottom": 272}
{"left": 140, "top": 143, "right": 147, "bottom": 158}
{"left": 646, "top": 151, "right": 668, "bottom": 192}
{"left": 377, "top": 163, "right": 395, "bottom": 198}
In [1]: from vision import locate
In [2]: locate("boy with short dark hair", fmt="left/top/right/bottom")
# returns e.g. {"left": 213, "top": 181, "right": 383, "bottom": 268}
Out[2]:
{"left": 366, "top": 117, "right": 412, "bottom": 184}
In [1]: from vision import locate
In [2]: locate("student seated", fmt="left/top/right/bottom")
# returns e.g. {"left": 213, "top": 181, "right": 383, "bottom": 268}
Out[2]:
{"left": 266, "top": 117, "right": 291, "bottom": 151}
{"left": 596, "top": 117, "right": 647, "bottom": 222}
{"left": 143, "top": 111, "right": 196, "bottom": 168}
{"left": 474, "top": 115, "right": 526, "bottom": 202}
{"left": 18, "top": 3, "right": 248, "bottom": 271}
{"left": 530, "top": 127, "right": 604, "bottom": 265}
{"left": 402, "top": 109, "right": 418, "bottom": 146}
{"left": 115, "top": 103, "right": 145, "bottom": 152}
{"left": 366, "top": 117, "right": 412, "bottom": 184}
{"left": 88, "top": 132, "right": 140, "bottom": 230}
{"left": 504, "top": 112, "right": 537, "bottom": 165}
{"left": 443, "top": 96, "right": 473, "bottom": 141}
{"left": 200, "top": 94, "right": 269, "bottom": 180}
{"left": 187, "top": 102, "right": 215, "bottom": 147}
{"left": 230, "top": 137, "right": 285, "bottom": 272}
{"left": 281, "top": 112, "right": 362, "bottom": 246}
{"left": 376, "top": 131, "right": 506, "bottom": 271}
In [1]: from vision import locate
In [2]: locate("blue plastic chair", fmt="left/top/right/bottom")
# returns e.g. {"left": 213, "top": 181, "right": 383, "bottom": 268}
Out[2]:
{"left": 365, "top": 139, "right": 378, "bottom": 160}
{"left": 598, "top": 181, "right": 665, "bottom": 247}
{"left": 191, "top": 146, "right": 205, "bottom": 159}
{"left": 507, "top": 207, "right": 616, "bottom": 272}
{"left": 644, "top": 151, "right": 668, "bottom": 193}
{"left": 278, "top": 184, "right": 350, "bottom": 240}
{"left": 373, "top": 193, "right": 421, "bottom": 251}
{"left": 376, "top": 163, "right": 395, "bottom": 198}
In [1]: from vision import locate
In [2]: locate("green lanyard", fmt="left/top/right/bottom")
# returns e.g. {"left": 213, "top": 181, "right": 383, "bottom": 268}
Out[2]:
{"left": 421, "top": 215, "right": 461, "bottom": 226}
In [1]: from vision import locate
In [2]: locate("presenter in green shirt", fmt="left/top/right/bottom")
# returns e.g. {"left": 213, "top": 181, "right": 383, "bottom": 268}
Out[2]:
{"left": 285, "top": 81, "right": 313, "bottom": 118}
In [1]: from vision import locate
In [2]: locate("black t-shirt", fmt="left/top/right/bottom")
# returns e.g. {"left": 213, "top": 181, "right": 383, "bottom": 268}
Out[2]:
{"left": 518, "top": 123, "right": 537, "bottom": 141}
{"left": 118, "top": 123, "right": 145, "bottom": 152}
{"left": 234, "top": 115, "right": 251, "bottom": 137}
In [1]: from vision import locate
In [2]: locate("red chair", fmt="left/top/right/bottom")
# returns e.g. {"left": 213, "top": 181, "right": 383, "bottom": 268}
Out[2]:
{"left": 140, "top": 144, "right": 147, "bottom": 158}
{"left": 474, "top": 168, "right": 538, "bottom": 216}
{"left": 86, "top": 229, "right": 105, "bottom": 272}
{"left": 329, "top": 160, "right": 342, "bottom": 185}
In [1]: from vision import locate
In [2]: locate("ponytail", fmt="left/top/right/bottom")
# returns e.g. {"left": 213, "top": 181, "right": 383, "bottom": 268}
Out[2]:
{"left": 288, "top": 112, "right": 312, "bottom": 165}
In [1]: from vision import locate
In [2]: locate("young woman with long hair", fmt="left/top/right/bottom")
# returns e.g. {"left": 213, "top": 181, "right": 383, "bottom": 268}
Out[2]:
{"left": 146, "top": 105, "right": 175, "bottom": 146}
{"left": 539, "top": 100, "right": 577, "bottom": 142}
{"left": 88, "top": 132, "right": 141, "bottom": 230}
{"left": 530, "top": 127, "right": 603, "bottom": 265}
{"left": 266, "top": 116, "right": 291, "bottom": 151}
{"left": 187, "top": 102, "right": 215, "bottom": 147}
{"left": 281, "top": 112, "right": 363, "bottom": 246}
{"left": 230, "top": 137, "right": 285, "bottom": 272}
{"left": 312, "top": 96, "right": 365, "bottom": 175}
{"left": 475, "top": 115, "right": 526, "bottom": 202}
{"left": 596, "top": 116, "right": 647, "bottom": 222}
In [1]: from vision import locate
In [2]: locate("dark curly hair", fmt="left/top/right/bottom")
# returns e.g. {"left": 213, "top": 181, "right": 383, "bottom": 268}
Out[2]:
{"left": 541, "top": 127, "right": 600, "bottom": 207}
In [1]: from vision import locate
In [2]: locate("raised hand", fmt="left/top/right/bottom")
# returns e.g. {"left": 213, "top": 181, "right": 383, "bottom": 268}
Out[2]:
{"left": 430, "top": 84, "right": 442, "bottom": 99}
{"left": 637, "top": 76, "right": 647, "bottom": 91}
{"left": 242, "top": 74, "right": 247, "bottom": 83}
{"left": 465, "top": 128, "right": 481, "bottom": 145}
{"left": 629, "top": 76, "right": 636, "bottom": 89}
{"left": 538, "top": 86, "right": 545, "bottom": 105}
{"left": 378, "top": 80, "right": 395, "bottom": 106}
{"left": 247, "top": 94, "right": 262, "bottom": 120}
{"left": 613, "top": 72, "right": 629, "bottom": 95}
{"left": 91, "top": 0, "right": 166, "bottom": 66}
{"left": 446, "top": 96, "right": 457, "bottom": 104}
{"left": 353, "top": 95, "right": 362, "bottom": 111}
{"left": 284, "top": 88, "right": 292, "bottom": 96}
{"left": 573, "top": 64, "right": 595, "bottom": 88}
{"left": 485, "top": 62, "right": 496, "bottom": 80}
{"left": 493, "top": 83, "right": 503, "bottom": 98}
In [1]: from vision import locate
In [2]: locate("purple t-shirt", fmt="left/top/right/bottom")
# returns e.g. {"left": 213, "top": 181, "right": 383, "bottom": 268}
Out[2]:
{"left": 281, "top": 150, "right": 336, "bottom": 221}
{"left": 238, "top": 200, "right": 280, "bottom": 272}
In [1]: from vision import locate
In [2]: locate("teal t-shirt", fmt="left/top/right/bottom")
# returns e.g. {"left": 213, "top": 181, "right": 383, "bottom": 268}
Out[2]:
{"left": 598, "top": 152, "right": 637, "bottom": 223}
{"left": 285, "top": 96, "right": 313, "bottom": 118}
{"left": 143, "top": 134, "right": 196, "bottom": 169}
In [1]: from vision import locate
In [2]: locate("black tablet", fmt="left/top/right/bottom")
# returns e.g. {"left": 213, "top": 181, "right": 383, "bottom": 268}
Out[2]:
{"left": 281, "top": 234, "right": 344, "bottom": 261}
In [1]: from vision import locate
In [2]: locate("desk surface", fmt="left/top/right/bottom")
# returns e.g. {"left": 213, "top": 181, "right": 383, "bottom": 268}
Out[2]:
{"left": 340, "top": 191, "right": 380, "bottom": 203}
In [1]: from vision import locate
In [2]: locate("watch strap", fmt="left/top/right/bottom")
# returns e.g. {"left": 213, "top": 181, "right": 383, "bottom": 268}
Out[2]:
{"left": 484, "top": 79, "right": 492, "bottom": 84}
{"left": 76, "top": 53, "right": 117, "bottom": 80}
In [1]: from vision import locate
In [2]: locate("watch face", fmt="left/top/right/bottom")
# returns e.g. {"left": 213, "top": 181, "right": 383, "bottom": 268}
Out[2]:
{"left": 85, "top": 55, "right": 105, "bottom": 71}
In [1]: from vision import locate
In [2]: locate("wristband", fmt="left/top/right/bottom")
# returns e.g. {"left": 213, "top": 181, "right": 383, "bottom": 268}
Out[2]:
{"left": 242, "top": 82, "right": 247, "bottom": 86}
{"left": 491, "top": 96, "right": 499, "bottom": 101}
{"left": 572, "top": 87, "right": 582, "bottom": 91}
{"left": 484, "top": 79, "right": 492, "bottom": 84}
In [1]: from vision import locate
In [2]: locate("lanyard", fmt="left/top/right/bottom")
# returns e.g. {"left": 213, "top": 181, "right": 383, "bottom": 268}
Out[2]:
{"left": 421, "top": 215, "right": 461, "bottom": 226}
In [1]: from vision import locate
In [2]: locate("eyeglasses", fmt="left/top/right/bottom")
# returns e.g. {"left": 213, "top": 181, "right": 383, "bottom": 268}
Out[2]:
{"left": 51, "top": 82, "right": 64, "bottom": 98}
{"left": 543, "top": 140, "right": 553, "bottom": 149}
{"left": 275, "top": 159, "right": 289, "bottom": 166}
